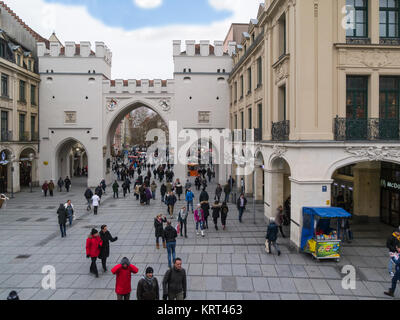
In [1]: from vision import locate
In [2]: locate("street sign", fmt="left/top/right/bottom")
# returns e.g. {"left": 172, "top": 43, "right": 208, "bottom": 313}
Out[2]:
{"left": 322, "top": 186, "right": 327, "bottom": 193}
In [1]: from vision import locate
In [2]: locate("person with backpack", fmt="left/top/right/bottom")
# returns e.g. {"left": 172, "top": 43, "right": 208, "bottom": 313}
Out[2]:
{"left": 98, "top": 225, "right": 118, "bottom": 273}
{"left": 86, "top": 229, "right": 103, "bottom": 278}
{"left": 266, "top": 217, "right": 281, "bottom": 256}
{"left": 111, "top": 257, "right": 139, "bottom": 300}
{"left": 57, "top": 204, "right": 67, "bottom": 238}
{"left": 84, "top": 187, "right": 93, "bottom": 211}
{"left": 178, "top": 206, "right": 188, "bottom": 238}
{"left": 95, "top": 184, "right": 103, "bottom": 200}
{"left": 164, "top": 221, "right": 178, "bottom": 269}
{"left": 185, "top": 188, "right": 195, "bottom": 212}
{"left": 162, "top": 258, "right": 187, "bottom": 301}
{"left": 387, "top": 229, "right": 400, "bottom": 276}
{"left": 137, "top": 267, "right": 159, "bottom": 300}
{"left": 211, "top": 201, "right": 221, "bottom": 231}
{"left": 220, "top": 202, "right": 229, "bottom": 230}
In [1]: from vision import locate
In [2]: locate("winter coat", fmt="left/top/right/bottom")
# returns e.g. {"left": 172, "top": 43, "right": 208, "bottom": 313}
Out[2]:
{"left": 387, "top": 233, "right": 400, "bottom": 253}
{"left": 266, "top": 222, "right": 279, "bottom": 242}
{"left": 111, "top": 257, "right": 139, "bottom": 295}
{"left": 164, "top": 225, "right": 177, "bottom": 243}
{"left": 95, "top": 186, "right": 103, "bottom": 197}
{"left": 64, "top": 178, "right": 71, "bottom": 187}
{"left": 199, "top": 191, "right": 209, "bottom": 203}
{"left": 194, "top": 208, "right": 205, "bottom": 223}
{"left": 154, "top": 217, "right": 167, "bottom": 238}
{"left": 145, "top": 188, "right": 152, "bottom": 200}
{"left": 112, "top": 182, "right": 119, "bottom": 192}
{"left": 57, "top": 205, "right": 67, "bottom": 225}
{"left": 215, "top": 186, "right": 222, "bottom": 197}
{"left": 166, "top": 183, "right": 173, "bottom": 193}
{"left": 178, "top": 209, "right": 188, "bottom": 222}
{"left": 137, "top": 277, "right": 159, "bottom": 300}
{"left": 165, "top": 194, "right": 177, "bottom": 206}
{"left": 99, "top": 231, "right": 117, "bottom": 259}
{"left": 160, "top": 185, "right": 167, "bottom": 196}
{"left": 151, "top": 183, "right": 157, "bottom": 192}
{"left": 185, "top": 191, "right": 195, "bottom": 202}
{"left": 275, "top": 209, "right": 284, "bottom": 227}
{"left": 48, "top": 182, "right": 55, "bottom": 191}
{"left": 221, "top": 205, "right": 229, "bottom": 221}
{"left": 236, "top": 197, "right": 248, "bottom": 210}
{"left": 224, "top": 184, "right": 231, "bottom": 194}
{"left": 86, "top": 235, "right": 103, "bottom": 258}
{"left": 84, "top": 188, "right": 93, "bottom": 200}
{"left": 162, "top": 267, "right": 187, "bottom": 296}
{"left": 175, "top": 184, "right": 183, "bottom": 195}
{"left": 42, "top": 183, "right": 49, "bottom": 191}
{"left": 64, "top": 203, "right": 74, "bottom": 217}
{"left": 57, "top": 179, "right": 64, "bottom": 187}
{"left": 212, "top": 204, "right": 221, "bottom": 219}
{"left": 201, "top": 202, "right": 210, "bottom": 218}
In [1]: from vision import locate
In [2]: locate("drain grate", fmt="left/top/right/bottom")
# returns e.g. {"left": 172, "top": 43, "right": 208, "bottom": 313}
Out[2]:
{"left": 16, "top": 218, "right": 30, "bottom": 222}
{"left": 15, "top": 255, "right": 31, "bottom": 260}
{"left": 36, "top": 218, "right": 49, "bottom": 222}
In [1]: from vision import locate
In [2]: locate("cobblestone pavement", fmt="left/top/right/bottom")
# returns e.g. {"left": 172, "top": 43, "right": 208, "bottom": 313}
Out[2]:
{"left": 0, "top": 176, "right": 398, "bottom": 300}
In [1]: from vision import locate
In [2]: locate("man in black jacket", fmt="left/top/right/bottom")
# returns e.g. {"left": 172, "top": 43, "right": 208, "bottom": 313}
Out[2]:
{"left": 137, "top": 267, "right": 159, "bottom": 300}
{"left": 57, "top": 204, "right": 67, "bottom": 238}
{"left": 98, "top": 225, "right": 118, "bottom": 272}
{"left": 164, "top": 221, "right": 177, "bottom": 268}
{"left": 236, "top": 194, "right": 248, "bottom": 223}
{"left": 84, "top": 188, "right": 93, "bottom": 211}
{"left": 163, "top": 258, "right": 187, "bottom": 301}
{"left": 266, "top": 218, "right": 281, "bottom": 256}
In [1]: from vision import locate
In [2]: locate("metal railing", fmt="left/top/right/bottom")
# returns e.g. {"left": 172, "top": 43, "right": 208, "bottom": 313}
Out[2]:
{"left": 271, "top": 120, "right": 290, "bottom": 141}
{"left": 19, "top": 131, "right": 30, "bottom": 142}
{"left": 334, "top": 116, "right": 400, "bottom": 141}
{"left": 0, "top": 130, "right": 12, "bottom": 142}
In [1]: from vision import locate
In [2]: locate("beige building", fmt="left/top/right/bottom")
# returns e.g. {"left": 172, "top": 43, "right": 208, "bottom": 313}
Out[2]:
{"left": 229, "top": 0, "right": 400, "bottom": 248}
{"left": 0, "top": 2, "right": 44, "bottom": 194}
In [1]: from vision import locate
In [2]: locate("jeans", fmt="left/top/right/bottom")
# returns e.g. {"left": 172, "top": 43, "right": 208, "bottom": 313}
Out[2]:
{"left": 268, "top": 241, "right": 281, "bottom": 254}
{"left": 166, "top": 241, "right": 176, "bottom": 268}
{"left": 68, "top": 215, "right": 73, "bottom": 226}
{"left": 225, "top": 193, "right": 230, "bottom": 203}
{"left": 187, "top": 201, "right": 194, "bottom": 212}
{"left": 113, "top": 191, "right": 118, "bottom": 198}
{"left": 195, "top": 221, "right": 204, "bottom": 231}
{"left": 152, "top": 191, "right": 156, "bottom": 200}
{"left": 238, "top": 207, "right": 245, "bottom": 222}
{"left": 180, "top": 220, "right": 187, "bottom": 237}
{"left": 391, "top": 270, "right": 400, "bottom": 292}
{"left": 156, "top": 235, "right": 165, "bottom": 244}
{"left": 86, "top": 198, "right": 91, "bottom": 210}
{"left": 59, "top": 224, "right": 66, "bottom": 237}
{"left": 389, "top": 256, "right": 396, "bottom": 273}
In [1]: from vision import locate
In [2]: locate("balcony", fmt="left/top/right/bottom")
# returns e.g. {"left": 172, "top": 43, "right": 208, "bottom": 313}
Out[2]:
{"left": 1, "top": 130, "right": 12, "bottom": 142}
{"left": 334, "top": 117, "right": 400, "bottom": 141}
{"left": 271, "top": 120, "right": 290, "bottom": 141}
{"left": 19, "top": 131, "right": 30, "bottom": 142}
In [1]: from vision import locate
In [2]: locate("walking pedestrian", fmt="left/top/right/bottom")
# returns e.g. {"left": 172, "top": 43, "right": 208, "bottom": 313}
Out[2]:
{"left": 95, "top": 184, "right": 103, "bottom": 199}
{"left": 165, "top": 191, "right": 177, "bottom": 218}
{"left": 154, "top": 214, "right": 167, "bottom": 249}
{"left": 57, "top": 203, "right": 67, "bottom": 238}
{"left": 201, "top": 201, "right": 210, "bottom": 230}
{"left": 99, "top": 225, "right": 118, "bottom": 272}
{"left": 137, "top": 267, "right": 159, "bottom": 300}
{"left": 112, "top": 180, "right": 119, "bottom": 198}
{"left": 199, "top": 188, "right": 209, "bottom": 203}
{"left": 162, "top": 258, "right": 187, "bottom": 301}
{"left": 122, "top": 181, "right": 129, "bottom": 198}
{"left": 48, "top": 180, "right": 55, "bottom": 197}
{"left": 266, "top": 218, "right": 281, "bottom": 256}
{"left": 175, "top": 179, "right": 183, "bottom": 201}
{"left": 224, "top": 183, "right": 231, "bottom": 203}
{"left": 145, "top": 187, "right": 152, "bottom": 205}
{"left": 151, "top": 181, "right": 157, "bottom": 200}
{"left": 92, "top": 193, "right": 101, "bottom": 215}
{"left": 86, "top": 229, "right": 103, "bottom": 278}
{"left": 111, "top": 257, "right": 139, "bottom": 300}
{"left": 194, "top": 204, "right": 205, "bottom": 237}
{"left": 215, "top": 184, "right": 222, "bottom": 203}
{"left": 57, "top": 177, "right": 64, "bottom": 192}
{"left": 211, "top": 201, "right": 221, "bottom": 231}
{"left": 42, "top": 181, "right": 49, "bottom": 197}
{"left": 178, "top": 206, "right": 188, "bottom": 238}
{"left": 185, "top": 188, "right": 195, "bottom": 212}
{"left": 220, "top": 202, "right": 229, "bottom": 230}
{"left": 236, "top": 194, "right": 247, "bottom": 223}
{"left": 101, "top": 179, "right": 107, "bottom": 194}
{"left": 164, "top": 221, "right": 178, "bottom": 268}
{"left": 84, "top": 187, "right": 93, "bottom": 211}
{"left": 387, "top": 229, "right": 400, "bottom": 276}
{"left": 275, "top": 206, "right": 286, "bottom": 238}
{"left": 384, "top": 245, "right": 400, "bottom": 297}
{"left": 64, "top": 200, "right": 74, "bottom": 226}
{"left": 64, "top": 176, "right": 71, "bottom": 192}
{"left": 160, "top": 183, "right": 167, "bottom": 203}
{"left": 184, "top": 179, "right": 192, "bottom": 195}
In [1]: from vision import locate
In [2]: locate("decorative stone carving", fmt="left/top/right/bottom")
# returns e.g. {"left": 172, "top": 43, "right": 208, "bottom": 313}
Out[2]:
{"left": 346, "top": 146, "right": 400, "bottom": 161}
{"left": 107, "top": 98, "right": 118, "bottom": 111}
{"left": 339, "top": 49, "right": 400, "bottom": 68}
{"left": 274, "top": 58, "right": 289, "bottom": 84}
{"left": 271, "top": 145, "right": 287, "bottom": 159}
{"left": 159, "top": 99, "right": 171, "bottom": 112}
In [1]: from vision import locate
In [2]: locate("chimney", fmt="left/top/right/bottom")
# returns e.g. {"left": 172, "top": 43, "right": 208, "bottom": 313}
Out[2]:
{"left": 173, "top": 40, "right": 181, "bottom": 56}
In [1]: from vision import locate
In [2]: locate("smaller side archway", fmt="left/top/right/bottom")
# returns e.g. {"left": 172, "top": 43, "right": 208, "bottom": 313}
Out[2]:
{"left": 19, "top": 147, "right": 38, "bottom": 189}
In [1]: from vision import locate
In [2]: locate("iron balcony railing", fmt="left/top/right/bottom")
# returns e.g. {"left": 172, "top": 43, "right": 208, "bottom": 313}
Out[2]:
{"left": 1, "top": 130, "right": 12, "bottom": 142}
{"left": 19, "top": 131, "right": 30, "bottom": 142}
{"left": 334, "top": 116, "right": 400, "bottom": 141}
{"left": 271, "top": 120, "right": 290, "bottom": 141}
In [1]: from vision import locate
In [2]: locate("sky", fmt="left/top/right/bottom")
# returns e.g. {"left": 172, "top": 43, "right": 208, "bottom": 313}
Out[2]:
{"left": 3, "top": 0, "right": 262, "bottom": 79}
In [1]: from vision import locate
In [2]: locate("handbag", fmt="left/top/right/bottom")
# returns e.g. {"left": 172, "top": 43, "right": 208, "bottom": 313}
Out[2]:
{"left": 264, "top": 240, "right": 269, "bottom": 253}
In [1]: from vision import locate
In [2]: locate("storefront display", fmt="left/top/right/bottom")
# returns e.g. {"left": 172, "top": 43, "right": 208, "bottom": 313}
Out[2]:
{"left": 381, "top": 162, "right": 400, "bottom": 227}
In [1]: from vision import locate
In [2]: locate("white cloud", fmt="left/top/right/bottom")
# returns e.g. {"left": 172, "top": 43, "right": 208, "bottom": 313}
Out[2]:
{"left": 4, "top": 0, "right": 261, "bottom": 79}
{"left": 134, "top": 0, "right": 163, "bottom": 9}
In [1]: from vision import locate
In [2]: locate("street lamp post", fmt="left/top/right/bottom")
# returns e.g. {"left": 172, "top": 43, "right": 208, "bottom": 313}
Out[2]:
{"left": 29, "top": 153, "right": 34, "bottom": 193}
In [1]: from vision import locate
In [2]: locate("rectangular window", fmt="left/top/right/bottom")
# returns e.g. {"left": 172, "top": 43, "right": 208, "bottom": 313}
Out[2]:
{"left": 0, "top": 43, "right": 5, "bottom": 58}
{"left": 235, "top": 114, "right": 238, "bottom": 129}
{"left": 380, "top": 0, "right": 400, "bottom": 38}
{"left": 19, "top": 80, "right": 26, "bottom": 102}
{"left": 346, "top": 76, "right": 368, "bottom": 140}
{"left": 17, "top": 54, "right": 21, "bottom": 66}
{"left": 31, "top": 85, "right": 36, "bottom": 105}
{"left": 1, "top": 74, "right": 8, "bottom": 97}
{"left": 248, "top": 108, "right": 252, "bottom": 129}
{"left": 240, "top": 75, "right": 244, "bottom": 98}
{"left": 19, "top": 113, "right": 25, "bottom": 139}
{"left": 279, "top": 14, "right": 287, "bottom": 57}
{"left": 234, "top": 81, "right": 238, "bottom": 101}
{"left": 31, "top": 115, "right": 36, "bottom": 139}
{"left": 28, "top": 60, "right": 32, "bottom": 71}
{"left": 241, "top": 111, "right": 244, "bottom": 130}
{"left": 380, "top": 76, "right": 400, "bottom": 139}
{"left": 278, "top": 85, "right": 287, "bottom": 121}
{"left": 1, "top": 111, "right": 8, "bottom": 138}
{"left": 346, "top": 0, "right": 368, "bottom": 38}
{"left": 247, "top": 68, "right": 252, "bottom": 94}
{"left": 257, "top": 57, "right": 262, "bottom": 87}
{"left": 258, "top": 103, "right": 263, "bottom": 130}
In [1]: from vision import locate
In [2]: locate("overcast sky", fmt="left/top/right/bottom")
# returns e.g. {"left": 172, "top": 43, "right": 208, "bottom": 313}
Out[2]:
{"left": 4, "top": 0, "right": 262, "bottom": 79}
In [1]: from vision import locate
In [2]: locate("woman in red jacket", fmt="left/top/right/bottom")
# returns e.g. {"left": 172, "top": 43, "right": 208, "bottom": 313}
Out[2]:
{"left": 86, "top": 229, "right": 103, "bottom": 278}
{"left": 111, "top": 257, "right": 139, "bottom": 300}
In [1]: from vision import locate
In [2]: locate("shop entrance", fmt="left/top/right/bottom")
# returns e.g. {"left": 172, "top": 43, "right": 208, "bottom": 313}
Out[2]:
{"left": 0, "top": 149, "right": 11, "bottom": 193}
